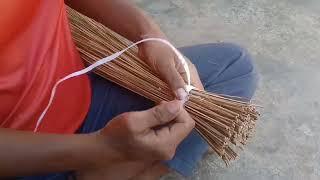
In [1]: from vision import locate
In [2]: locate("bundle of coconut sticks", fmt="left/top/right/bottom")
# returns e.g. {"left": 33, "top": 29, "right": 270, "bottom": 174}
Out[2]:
{"left": 66, "top": 6, "right": 259, "bottom": 165}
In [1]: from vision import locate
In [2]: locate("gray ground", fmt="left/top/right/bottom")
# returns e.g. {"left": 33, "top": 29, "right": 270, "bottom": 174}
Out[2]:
{"left": 135, "top": 0, "right": 320, "bottom": 180}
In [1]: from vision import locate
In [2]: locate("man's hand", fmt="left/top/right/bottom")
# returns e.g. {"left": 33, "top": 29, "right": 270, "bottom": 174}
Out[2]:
{"left": 138, "top": 36, "right": 204, "bottom": 100}
{"left": 93, "top": 100, "right": 195, "bottom": 163}
{"left": 76, "top": 100, "right": 194, "bottom": 179}
{"left": 0, "top": 100, "right": 194, "bottom": 178}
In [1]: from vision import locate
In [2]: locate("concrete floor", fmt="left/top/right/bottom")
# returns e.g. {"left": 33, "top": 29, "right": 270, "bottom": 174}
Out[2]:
{"left": 135, "top": 0, "right": 320, "bottom": 180}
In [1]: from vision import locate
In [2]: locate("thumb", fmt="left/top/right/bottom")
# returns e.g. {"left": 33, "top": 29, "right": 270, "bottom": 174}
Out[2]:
{"left": 163, "top": 65, "right": 188, "bottom": 101}
{"left": 133, "top": 100, "right": 183, "bottom": 129}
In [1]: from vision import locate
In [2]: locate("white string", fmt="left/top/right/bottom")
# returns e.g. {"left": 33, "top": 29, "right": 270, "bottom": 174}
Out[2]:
{"left": 34, "top": 38, "right": 195, "bottom": 132}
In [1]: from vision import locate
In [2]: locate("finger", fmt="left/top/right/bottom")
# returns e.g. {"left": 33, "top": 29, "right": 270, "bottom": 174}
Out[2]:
{"left": 160, "top": 62, "right": 188, "bottom": 100}
{"left": 128, "top": 100, "right": 183, "bottom": 131}
{"left": 189, "top": 63, "right": 204, "bottom": 90}
{"left": 177, "top": 58, "right": 204, "bottom": 90}
{"left": 156, "top": 108, "right": 195, "bottom": 145}
{"left": 175, "top": 55, "right": 188, "bottom": 83}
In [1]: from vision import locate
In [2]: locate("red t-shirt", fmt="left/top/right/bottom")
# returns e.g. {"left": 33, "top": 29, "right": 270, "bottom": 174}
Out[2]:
{"left": 0, "top": 0, "right": 91, "bottom": 133}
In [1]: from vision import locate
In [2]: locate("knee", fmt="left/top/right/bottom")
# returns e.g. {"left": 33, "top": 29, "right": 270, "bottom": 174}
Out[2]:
{"left": 216, "top": 43, "right": 254, "bottom": 70}
{"left": 219, "top": 42, "right": 258, "bottom": 80}
{"left": 204, "top": 42, "right": 259, "bottom": 98}
{"left": 222, "top": 43, "right": 259, "bottom": 97}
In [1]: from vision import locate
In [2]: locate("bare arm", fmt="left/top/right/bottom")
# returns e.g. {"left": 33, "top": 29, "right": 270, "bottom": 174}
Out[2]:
{"left": 0, "top": 128, "right": 111, "bottom": 177}
{"left": 0, "top": 101, "right": 194, "bottom": 178}
{"left": 65, "top": 0, "right": 164, "bottom": 41}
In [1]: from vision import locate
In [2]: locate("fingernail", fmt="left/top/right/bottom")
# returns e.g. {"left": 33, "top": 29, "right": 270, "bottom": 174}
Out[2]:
{"left": 166, "top": 101, "right": 181, "bottom": 114}
{"left": 175, "top": 88, "right": 188, "bottom": 101}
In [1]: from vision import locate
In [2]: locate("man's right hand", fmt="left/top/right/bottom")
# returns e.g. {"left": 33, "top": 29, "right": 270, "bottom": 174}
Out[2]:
{"left": 0, "top": 100, "right": 194, "bottom": 178}
{"left": 90, "top": 100, "right": 195, "bottom": 166}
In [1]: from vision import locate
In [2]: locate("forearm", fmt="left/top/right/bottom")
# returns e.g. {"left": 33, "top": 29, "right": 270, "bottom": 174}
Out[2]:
{"left": 0, "top": 128, "right": 100, "bottom": 177}
{"left": 65, "top": 0, "right": 165, "bottom": 42}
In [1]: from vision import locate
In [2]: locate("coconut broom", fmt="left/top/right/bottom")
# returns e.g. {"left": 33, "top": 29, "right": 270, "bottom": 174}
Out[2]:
{"left": 66, "top": 6, "right": 259, "bottom": 165}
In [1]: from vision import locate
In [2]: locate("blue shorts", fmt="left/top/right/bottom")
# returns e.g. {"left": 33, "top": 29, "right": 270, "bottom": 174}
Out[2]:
{"left": 19, "top": 43, "right": 257, "bottom": 179}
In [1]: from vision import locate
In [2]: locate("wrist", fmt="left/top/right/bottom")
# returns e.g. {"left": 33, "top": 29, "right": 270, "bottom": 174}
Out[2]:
{"left": 137, "top": 29, "right": 168, "bottom": 51}
{"left": 135, "top": 15, "right": 166, "bottom": 41}
{"left": 72, "top": 133, "right": 124, "bottom": 170}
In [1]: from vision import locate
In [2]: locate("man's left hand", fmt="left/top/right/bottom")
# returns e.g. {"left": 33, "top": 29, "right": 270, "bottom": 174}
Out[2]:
{"left": 138, "top": 35, "right": 204, "bottom": 100}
